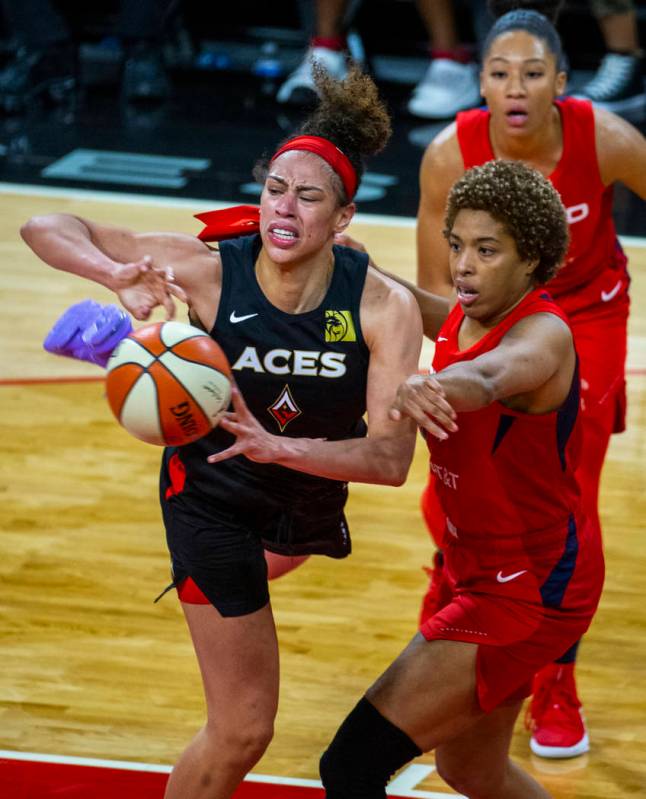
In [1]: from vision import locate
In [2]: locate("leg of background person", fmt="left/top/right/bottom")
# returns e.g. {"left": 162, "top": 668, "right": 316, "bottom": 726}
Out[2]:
{"left": 528, "top": 302, "right": 627, "bottom": 758}
{"left": 265, "top": 551, "right": 310, "bottom": 579}
{"left": 597, "top": 4, "right": 640, "bottom": 51}
{"left": 415, "top": 0, "right": 459, "bottom": 51}
{"left": 575, "top": 1, "right": 644, "bottom": 117}
{"left": 435, "top": 701, "right": 551, "bottom": 798}
{"left": 526, "top": 642, "right": 588, "bottom": 759}
{"left": 164, "top": 601, "right": 279, "bottom": 799}
{"left": 408, "top": 0, "right": 481, "bottom": 119}
{"left": 316, "top": 0, "right": 349, "bottom": 39}
{"left": 276, "top": 0, "right": 351, "bottom": 104}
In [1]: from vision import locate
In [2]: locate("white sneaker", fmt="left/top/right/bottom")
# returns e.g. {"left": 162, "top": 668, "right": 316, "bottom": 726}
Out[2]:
{"left": 572, "top": 53, "right": 645, "bottom": 120}
{"left": 277, "top": 46, "right": 348, "bottom": 104}
{"left": 408, "top": 58, "right": 481, "bottom": 119}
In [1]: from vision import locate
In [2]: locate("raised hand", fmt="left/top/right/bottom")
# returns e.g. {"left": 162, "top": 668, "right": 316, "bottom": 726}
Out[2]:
{"left": 207, "top": 386, "right": 281, "bottom": 465}
{"left": 113, "top": 257, "right": 187, "bottom": 321}
{"left": 389, "top": 373, "right": 458, "bottom": 440}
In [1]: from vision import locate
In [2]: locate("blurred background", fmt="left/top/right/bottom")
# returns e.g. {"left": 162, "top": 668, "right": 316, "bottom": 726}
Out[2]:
{"left": 0, "top": 0, "right": 643, "bottom": 228}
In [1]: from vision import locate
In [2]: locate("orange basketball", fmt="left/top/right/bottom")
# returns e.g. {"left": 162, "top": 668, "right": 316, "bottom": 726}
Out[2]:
{"left": 105, "top": 322, "right": 232, "bottom": 446}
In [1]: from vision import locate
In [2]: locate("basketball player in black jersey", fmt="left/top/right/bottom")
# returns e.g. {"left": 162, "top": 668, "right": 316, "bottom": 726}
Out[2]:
{"left": 21, "top": 66, "right": 431, "bottom": 799}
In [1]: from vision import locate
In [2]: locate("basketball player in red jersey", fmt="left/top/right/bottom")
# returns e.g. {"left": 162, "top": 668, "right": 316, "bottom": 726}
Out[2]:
{"left": 414, "top": 0, "right": 646, "bottom": 757}
{"left": 320, "top": 159, "right": 603, "bottom": 799}
{"left": 21, "top": 67, "right": 426, "bottom": 799}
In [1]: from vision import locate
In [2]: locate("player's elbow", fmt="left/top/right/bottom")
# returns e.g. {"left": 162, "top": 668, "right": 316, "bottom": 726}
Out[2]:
{"left": 381, "top": 451, "right": 413, "bottom": 487}
{"left": 20, "top": 215, "right": 55, "bottom": 246}
{"left": 388, "top": 468, "right": 409, "bottom": 487}
{"left": 480, "top": 372, "right": 503, "bottom": 406}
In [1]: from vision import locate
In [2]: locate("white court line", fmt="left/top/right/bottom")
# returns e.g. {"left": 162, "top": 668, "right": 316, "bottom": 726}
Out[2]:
{"left": 2, "top": 181, "right": 644, "bottom": 244}
{"left": 0, "top": 750, "right": 461, "bottom": 797}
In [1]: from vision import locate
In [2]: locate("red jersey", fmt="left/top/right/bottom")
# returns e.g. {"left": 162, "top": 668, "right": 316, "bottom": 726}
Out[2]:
{"left": 456, "top": 97, "right": 629, "bottom": 314}
{"left": 429, "top": 288, "right": 582, "bottom": 543}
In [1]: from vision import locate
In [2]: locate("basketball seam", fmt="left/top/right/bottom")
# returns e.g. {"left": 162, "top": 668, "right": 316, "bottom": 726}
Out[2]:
{"left": 141, "top": 334, "right": 202, "bottom": 358}
{"left": 153, "top": 359, "right": 214, "bottom": 430}
{"left": 118, "top": 372, "right": 162, "bottom": 443}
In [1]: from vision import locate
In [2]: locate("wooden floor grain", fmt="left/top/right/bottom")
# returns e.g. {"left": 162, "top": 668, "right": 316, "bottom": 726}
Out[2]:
{"left": 1, "top": 191, "right": 645, "bottom": 797}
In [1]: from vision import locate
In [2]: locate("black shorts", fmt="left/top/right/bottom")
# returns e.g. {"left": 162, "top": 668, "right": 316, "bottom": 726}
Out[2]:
{"left": 161, "top": 492, "right": 270, "bottom": 617}
{"left": 159, "top": 454, "right": 351, "bottom": 617}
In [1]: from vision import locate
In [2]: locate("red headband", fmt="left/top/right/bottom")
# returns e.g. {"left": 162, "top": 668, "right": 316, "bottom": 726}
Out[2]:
{"left": 271, "top": 135, "right": 358, "bottom": 200}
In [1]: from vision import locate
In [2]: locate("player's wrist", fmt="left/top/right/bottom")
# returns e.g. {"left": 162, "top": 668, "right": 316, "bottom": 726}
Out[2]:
{"left": 272, "top": 436, "right": 307, "bottom": 468}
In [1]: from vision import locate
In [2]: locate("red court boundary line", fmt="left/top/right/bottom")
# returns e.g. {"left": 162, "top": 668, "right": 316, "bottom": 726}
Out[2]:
{"left": 0, "top": 751, "right": 452, "bottom": 799}
{"left": 3, "top": 368, "right": 646, "bottom": 387}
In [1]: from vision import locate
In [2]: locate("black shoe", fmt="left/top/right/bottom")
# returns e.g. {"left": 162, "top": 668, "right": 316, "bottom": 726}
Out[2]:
{"left": 122, "top": 44, "right": 170, "bottom": 102}
{"left": 0, "top": 45, "right": 76, "bottom": 114}
{"left": 574, "top": 53, "right": 645, "bottom": 119}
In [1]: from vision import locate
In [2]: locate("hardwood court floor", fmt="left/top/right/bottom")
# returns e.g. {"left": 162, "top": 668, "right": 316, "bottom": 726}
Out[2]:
{"left": 1, "top": 190, "right": 645, "bottom": 798}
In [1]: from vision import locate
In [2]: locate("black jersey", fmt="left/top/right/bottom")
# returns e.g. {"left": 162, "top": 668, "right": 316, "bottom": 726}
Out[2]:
{"left": 161, "top": 234, "right": 370, "bottom": 555}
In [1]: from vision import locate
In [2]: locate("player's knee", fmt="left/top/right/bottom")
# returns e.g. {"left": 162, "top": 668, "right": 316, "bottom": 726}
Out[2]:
{"left": 435, "top": 751, "right": 503, "bottom": 798}
{"left": 207, "top": 717, "right": 274, "bottom": 769}
{"left": 232, "top": 720, "right": 275, "bottom": 765}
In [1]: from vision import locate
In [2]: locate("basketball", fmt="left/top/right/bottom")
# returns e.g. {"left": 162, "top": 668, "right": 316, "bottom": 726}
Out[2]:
{"left": 105, "top": 321, "right": 231, "bottom": 446}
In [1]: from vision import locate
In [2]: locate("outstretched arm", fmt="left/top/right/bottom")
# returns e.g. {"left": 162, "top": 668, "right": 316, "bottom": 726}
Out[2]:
{"left": 391, "top": 313, "right": 575, "bottom": 439}
{"left": 20, "top": 213, "right": 193, "bottom": 320}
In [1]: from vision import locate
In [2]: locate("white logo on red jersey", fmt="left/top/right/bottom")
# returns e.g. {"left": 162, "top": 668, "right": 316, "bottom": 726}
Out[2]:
{"left": 430, "top": 461, "right": 459, "bottom": 490}
{"left": 601, "top": 280, "right": 622, "bottom": 303}
{"left": 565, "top": 203, "right": 589, "bottom": 225}
{"left": 496, "top": 569, "right": 528, "bottom": 583}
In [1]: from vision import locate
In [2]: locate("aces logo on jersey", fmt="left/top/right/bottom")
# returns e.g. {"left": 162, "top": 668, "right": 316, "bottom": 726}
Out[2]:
{"left": 268, "top": 384, "right": 302, "bottom": 432}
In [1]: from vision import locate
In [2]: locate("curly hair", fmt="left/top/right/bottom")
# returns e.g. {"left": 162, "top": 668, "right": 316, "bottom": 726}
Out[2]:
{"left": 444, "top": 160, "right": 569, "bottom": 284}
{"left": 253, "top": 63, "right": 392, "bottom": 204}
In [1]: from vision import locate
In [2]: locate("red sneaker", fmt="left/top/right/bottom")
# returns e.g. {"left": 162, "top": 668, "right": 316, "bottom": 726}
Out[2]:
{"left": 418, "top": 551, "right": 453, "bottom": 626}
{"left": 526, "top": 662, "right": 589, "bottom": 758}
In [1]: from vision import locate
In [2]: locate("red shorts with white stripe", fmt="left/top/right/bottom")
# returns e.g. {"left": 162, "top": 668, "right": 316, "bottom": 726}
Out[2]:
{"left": 420, "top": 515, "right": 604, "bottom": 713}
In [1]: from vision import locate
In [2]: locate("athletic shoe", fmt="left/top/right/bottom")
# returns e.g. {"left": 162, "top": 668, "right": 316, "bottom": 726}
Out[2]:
{"left": 418, "top": 551, "right": 453, "bottom": 625}
{"left": 526, "top": 662, "right": 590, "bottom": 759}
{"left": 573, "top": 53, "right": 645, "bottom": 119}
{"left": 276, "top": 46, "right": 348, "bottom": 105}
{"left": 407, "top": 58, "right": 481, "bottom": 119}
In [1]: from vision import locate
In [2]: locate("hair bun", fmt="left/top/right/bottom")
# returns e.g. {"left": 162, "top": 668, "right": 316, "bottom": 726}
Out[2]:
{"left": 488, "top": 0, "right": 563, "bottom": 23}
